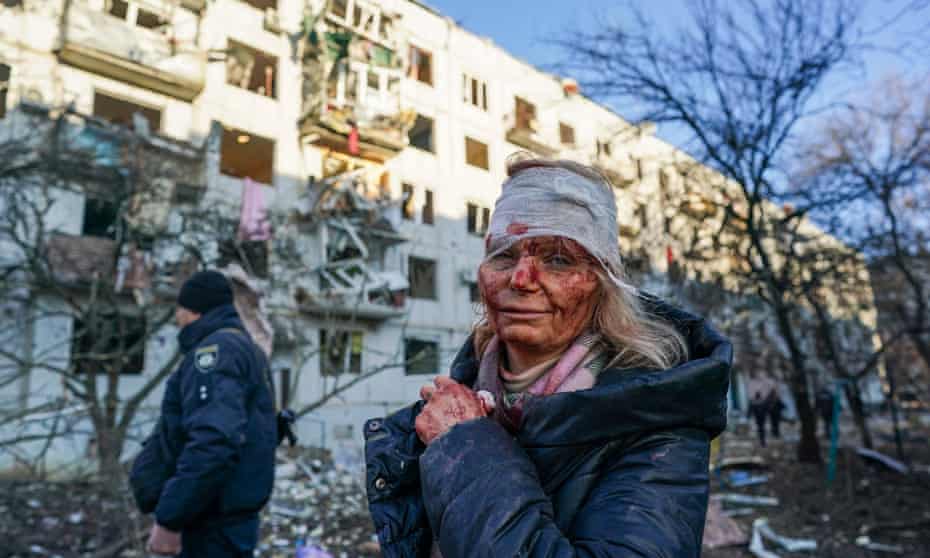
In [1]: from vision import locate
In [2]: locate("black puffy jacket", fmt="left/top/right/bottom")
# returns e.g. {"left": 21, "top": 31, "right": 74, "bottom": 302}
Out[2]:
{"left": 129, "top": 304, "right": 277, "bottom": 531}
{"left": 364, "top": 301, "right": 731, "bottom": 558}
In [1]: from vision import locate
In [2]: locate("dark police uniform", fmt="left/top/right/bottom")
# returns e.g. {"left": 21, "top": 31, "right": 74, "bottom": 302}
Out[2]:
{"left": 131, "top": 303, "right": 276, "bottom": 557}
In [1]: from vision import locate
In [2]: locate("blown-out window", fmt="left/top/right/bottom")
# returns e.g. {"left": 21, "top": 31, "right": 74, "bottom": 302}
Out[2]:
{"left": 320, "top": 330, "right": 363, "bottom": 376}
{"left": 404, "top": 338, "right": 438, "bottom": 375}
{"left": 408, "top": 114, "right": 434, "bottom": 152}
{"left": 408, "top": 256, "right": 437, "bottom": 299}
{"left": 220, "top": 125, "right": 275, "bottom": 185}
{"left": 226, "top": 40, "right": 278, "bottom": 98}
{"left": 72, "top": 315, "right": 146, "bottom": 375}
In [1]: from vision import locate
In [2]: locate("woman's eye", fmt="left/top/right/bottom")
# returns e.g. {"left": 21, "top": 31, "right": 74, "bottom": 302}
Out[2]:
{"left": 489, "top": 253, "right": 516, "bottom": 266}
{"left": 545, "top": 254, "right": 574, "bottom": 267}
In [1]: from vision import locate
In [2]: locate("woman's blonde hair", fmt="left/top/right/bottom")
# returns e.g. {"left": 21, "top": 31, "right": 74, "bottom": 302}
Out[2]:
{"left": 472, "top": 154, "right": 689, "bottom": 370}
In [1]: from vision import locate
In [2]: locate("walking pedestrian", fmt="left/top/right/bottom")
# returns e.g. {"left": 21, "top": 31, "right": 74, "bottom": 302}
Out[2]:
{"left": 130, "top": 270, "right": 277, "bottom": 557}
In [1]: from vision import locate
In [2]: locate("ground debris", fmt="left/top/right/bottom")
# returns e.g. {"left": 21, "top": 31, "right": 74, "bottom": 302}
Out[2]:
{"left": 855, "top": 535, "right": 905, "bottom": 554}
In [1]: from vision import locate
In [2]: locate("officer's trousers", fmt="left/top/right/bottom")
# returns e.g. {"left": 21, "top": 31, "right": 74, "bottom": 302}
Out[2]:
{"left": 179, "top": 517, "right": 259, "bottom": 558}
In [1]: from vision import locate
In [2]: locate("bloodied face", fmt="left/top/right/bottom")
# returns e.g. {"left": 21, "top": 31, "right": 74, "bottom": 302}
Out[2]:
{"left": 479, "top": 235, "right": 600, "bottom": 358}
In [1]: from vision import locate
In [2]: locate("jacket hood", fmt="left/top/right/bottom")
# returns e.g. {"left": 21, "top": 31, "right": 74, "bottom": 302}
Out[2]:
{"left": 177, "top": 303, "right": 244, "bottom": 353}
{"left": 449, "top": 295, "right": 732, "bottom": 448}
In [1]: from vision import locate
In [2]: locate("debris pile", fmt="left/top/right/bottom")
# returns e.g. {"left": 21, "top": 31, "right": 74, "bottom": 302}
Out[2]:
{"left": 257, "top": 449, "right": 380, "bottom": 558}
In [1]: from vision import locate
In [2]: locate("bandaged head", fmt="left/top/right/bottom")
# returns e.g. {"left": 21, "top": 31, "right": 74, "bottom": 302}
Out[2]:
{"left": 486, "top": 165, "right": 624, "bottom": 285}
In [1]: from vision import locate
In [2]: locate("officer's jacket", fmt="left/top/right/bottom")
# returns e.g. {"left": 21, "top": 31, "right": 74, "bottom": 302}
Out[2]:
{"left": 365, "top": 299, "right": 732, "bottom": 558}
{"left": 130, "top": 304, "right": 276, "bottom": 531}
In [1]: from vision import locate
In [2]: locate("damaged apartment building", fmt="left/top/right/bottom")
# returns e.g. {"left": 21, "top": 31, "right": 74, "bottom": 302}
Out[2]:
{"left": 0, "top": 0, "right": 880, "bottom": 469}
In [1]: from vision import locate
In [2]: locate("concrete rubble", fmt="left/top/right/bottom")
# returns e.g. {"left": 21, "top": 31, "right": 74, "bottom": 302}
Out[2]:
{"left": 257, "top": 449, "right": 380, "bottom": 558}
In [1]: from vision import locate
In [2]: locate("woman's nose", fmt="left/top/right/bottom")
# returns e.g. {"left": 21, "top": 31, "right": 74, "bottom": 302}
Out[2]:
{"left": 509, "top": 256, "right": 540, "bottom": 290}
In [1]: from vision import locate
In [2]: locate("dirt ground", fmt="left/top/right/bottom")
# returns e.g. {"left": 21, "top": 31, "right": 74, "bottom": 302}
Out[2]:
{"left": 704, "top": 414, "right": 930, "bottom": 557}
{"left": 1, "top": 413, "right": 928, "bottom": 558}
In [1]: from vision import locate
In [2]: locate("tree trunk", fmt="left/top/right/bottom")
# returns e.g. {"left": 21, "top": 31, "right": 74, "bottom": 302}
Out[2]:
{"left": 772, "top": 299, "right": 822, "bottom": 463}
{"left": 96, "top": 424, "right": 126, "bottom": 490}
{"left": 844, "top": 381, "right": 873, "bottom": 449}
{"left": 907, "top": 330, "right": 930, "bottom": 372}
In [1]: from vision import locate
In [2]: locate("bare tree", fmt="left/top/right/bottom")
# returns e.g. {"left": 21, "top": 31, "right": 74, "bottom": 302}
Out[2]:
{"left": 802, "top": 75, "right": 930, "bottom": 368}
{"left": 799, "top": 75, "right": 930, "bottom": 455}
{"left": 557, "top": 0, "right": 876, "bottom": 462}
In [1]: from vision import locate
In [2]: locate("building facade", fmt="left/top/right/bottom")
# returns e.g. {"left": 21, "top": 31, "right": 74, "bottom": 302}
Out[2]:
{"left": 0, "top": 0, "right": 882, "bottom": 472}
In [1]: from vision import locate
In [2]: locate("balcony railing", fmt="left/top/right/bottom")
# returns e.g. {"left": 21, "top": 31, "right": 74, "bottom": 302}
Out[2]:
{"left": 58, "top": 2, "right": 206, "bottom": 101}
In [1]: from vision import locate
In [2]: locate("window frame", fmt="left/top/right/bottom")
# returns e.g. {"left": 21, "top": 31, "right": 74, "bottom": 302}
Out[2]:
{"left": 559, "top": 122, "right": 576, "bottom": 146}
{"left": 465, "top": 136, "right": 490, "bottom": 170}
{"left": 408, "top": 113, "right": 435, "bottom": 153}
{"left": 462, "top": 73, "right": 488, "bottom": 111}
{"left": 408, "top": 44, "right": 433, "bottom": 86}
{"left": 408, "top": 255, "right": 437, "bottom": 300}
{"left": 404, "top": 337, "right": 439, "bottom": 375}
{"left": 319, "top": 329, "right": 364, "bottom": 376}
{"left": 466, "top": 201, "right": 491, "bottom": 236}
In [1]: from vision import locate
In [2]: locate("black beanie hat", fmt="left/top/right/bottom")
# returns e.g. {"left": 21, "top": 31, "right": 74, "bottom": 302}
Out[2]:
{"left": 177, "top": 270, "right": 234, "bottom": 315}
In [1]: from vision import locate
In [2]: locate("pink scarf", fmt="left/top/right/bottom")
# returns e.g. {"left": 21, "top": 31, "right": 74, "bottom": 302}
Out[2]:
{"left": 474, "top": 332, "right": 606, "bottom": 433}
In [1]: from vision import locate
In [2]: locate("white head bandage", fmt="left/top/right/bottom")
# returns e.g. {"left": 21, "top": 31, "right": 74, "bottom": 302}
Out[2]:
{"left": 486, "top": 166, "right": 625, "bottom": 286}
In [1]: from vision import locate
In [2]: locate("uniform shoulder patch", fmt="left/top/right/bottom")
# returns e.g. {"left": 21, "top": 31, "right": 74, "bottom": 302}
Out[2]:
{"left": 194, "top": 344, "right": 219, "bottom": 372}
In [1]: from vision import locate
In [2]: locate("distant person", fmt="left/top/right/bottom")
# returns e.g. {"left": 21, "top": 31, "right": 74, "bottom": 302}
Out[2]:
{"left": 130, "top": 270, "right": 276, "bottom": 557}
{"left": 364, "top": 155, "right": 732, "bottom": 557}
{"left": 747, "top": 372, "right": 777, "bottom": 446}
{"left": 816, "top": 386, "right": 837, "bottom": 439}
{"left": 768, "top": 381, "right": 786, "bottom": 439}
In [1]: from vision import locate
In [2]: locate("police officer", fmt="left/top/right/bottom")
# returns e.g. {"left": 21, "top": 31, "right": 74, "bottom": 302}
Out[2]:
{"left": 130, "top": 270, "right": 276, "bottom": 557}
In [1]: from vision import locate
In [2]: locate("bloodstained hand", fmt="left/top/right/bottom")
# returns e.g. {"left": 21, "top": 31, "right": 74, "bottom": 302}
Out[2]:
{"left": 416, "top": 376, "right": 488, "bottom": 445}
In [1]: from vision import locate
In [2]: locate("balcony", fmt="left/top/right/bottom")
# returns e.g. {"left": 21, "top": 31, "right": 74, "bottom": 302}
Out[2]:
{"left": 294, "top": 170, "right": 409, "bottom": 323}
{"left": 593, "top": 153, "right": 639, "bottom": 188}
{"left": 300, "top": 62, "right": 412, "bottom": 161}
{"left": 300, "top": 5, "right": 411, "bottom": 162}
{"left": 57, "top": 2, "right": 206, "bottom": 101}
{"left": 505, "top": 120, "right": 559, "bottom": 158}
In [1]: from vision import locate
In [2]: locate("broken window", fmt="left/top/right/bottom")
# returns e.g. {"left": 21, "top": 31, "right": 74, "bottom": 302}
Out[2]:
{"left": 327, "top": 0, "right": 385, "bottom": 40}
{"left": 402, "top": 183, "right": 415, "bottom": 220}
{"left": 465, "top": 137, "right": 489, "bottom": 170}
{"left": 82, "top": 198, "right": 119, "bottom": 238}
{"left": 219, "top": 239, "right": 269, "bottom": 278}
{"left": 72, "top": 314, "right": 146, "bottom": 375}
{"left": 466, "top": 202, "right": 491, "bottom": 235}
{"left": 404, "top": 338, "right": 438, "bottom": 375}
{"left": 559, "top": 122, "right": 575, "bottom": 146}
{"left": 408, "top": 45, "right": 433, "bottom": 86}
{"left": 226, "top": 40, "right": 278, "bottom": 98}
{"left": 172, "top": 182, "right": 205, "bottom": 206}
{"left": 408, "top": 256, "right": 437, "bottom": 300}
{"left": 514, "top": 97, "right": 537, "bottom": 131}
{"left": 0, "top": 63, "right": 9, "bottom": 119}
{"left": 220, "top": 125, "right": 275, "bottom": 184}
{"left": 93, "top": 91, "right": 162, "bottom": 133}
{"left": 108, "top": 0, "right": 128, "bottom": 19}
{"left": 408, "top": 114, "right": 434, "bottom": 152}
{"left": 330, "top": 0, "right": 348, "bottom": 19}
{"left": 106, "top": 0, "right": 167, "bottom": 29}
{"left": 320, "top": 330, "right": 363, "bottom": 376}
{"left": 422, "top": 189, "right": 434, "bottom": 225}
{"left": 462, "top": 74, "right": 488, "bottom": 111}
{"left": 135, "top": 7, "right": 166, "bottom": 29}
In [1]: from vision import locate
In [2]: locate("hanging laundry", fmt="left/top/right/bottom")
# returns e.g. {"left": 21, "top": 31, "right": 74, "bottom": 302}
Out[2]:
{"left": 348, "top": 124, "right": 360, "bottom": 155}
{"left": 238, "top": 177, "right": 272, "bottom": 241}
